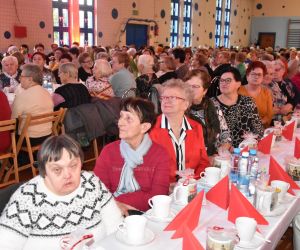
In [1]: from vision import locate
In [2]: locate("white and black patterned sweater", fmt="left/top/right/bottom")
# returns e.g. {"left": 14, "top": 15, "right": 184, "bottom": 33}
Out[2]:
{"left": 0, "top": 171, "right": 123, "bottom": 250}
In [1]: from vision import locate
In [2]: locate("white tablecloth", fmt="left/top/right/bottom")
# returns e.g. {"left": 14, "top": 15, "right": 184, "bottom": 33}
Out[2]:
{"left": 92, "top": 128, "right": 300, "bottom": 250}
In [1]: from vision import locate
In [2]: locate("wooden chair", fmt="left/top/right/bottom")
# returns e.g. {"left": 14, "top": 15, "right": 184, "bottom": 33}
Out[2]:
{"left": 0, "top": 119, "right": 19, "bottom": 187}
{"left": 57, "top": 108, "right": 67, "bottom": 135}
{"left": 16, "top": 109, "right": 64, "bottom": 177}
{"left": 83, "top": 138, "right": 99, "bottom": 164}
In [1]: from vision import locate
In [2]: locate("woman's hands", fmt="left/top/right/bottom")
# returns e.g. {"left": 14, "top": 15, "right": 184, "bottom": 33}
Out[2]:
{"left": 116, "top": 201, "right": 137, "bottom": 217}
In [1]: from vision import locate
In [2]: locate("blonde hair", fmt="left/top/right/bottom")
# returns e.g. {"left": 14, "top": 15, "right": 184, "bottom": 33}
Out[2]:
{"left": 94, "top": 59, "right": 113, "bottom": 78}
{"left": 59, "top": 62, "right": 78, "bottom": 79}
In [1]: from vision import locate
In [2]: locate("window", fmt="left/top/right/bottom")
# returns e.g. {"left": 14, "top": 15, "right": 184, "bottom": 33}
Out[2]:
{"left": 183, "top": 0, "right": 192, "bottom": 47}
{"left": 79, "top": 0, "right": 94, "bottom": 46}
{"left": 223, "top": 0, "right": 231, "bottom": 48}
{"left": 214, "top": 0, "right": 223, "bottom": 47}
{"left": 52, "top": 0, "right": 69, "bottom": 46}
{"left": 170, "top": 0, "right": 180, "bottom": 48}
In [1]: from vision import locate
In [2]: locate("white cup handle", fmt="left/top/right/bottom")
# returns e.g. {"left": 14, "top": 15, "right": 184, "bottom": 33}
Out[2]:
{"left": 118, "top": 223, "right": 126, "bottom": 233}
{"left": 199, "top": 172, "right": 205, "bottom": 178}
{"left": 148, "top": 198, "right": 154, "bottom": 208}
{"left": 173, "top": 186, "right": 181, "bottom": 202}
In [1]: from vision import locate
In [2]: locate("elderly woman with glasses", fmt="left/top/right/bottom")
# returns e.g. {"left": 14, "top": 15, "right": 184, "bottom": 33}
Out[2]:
{"left": 94, "top": 98, "right": 170, "bottom": 215}
{"left": 269, "top": 59, "right": 299, "bottom": 123}
{"left": 150, "top": 79, "right": 209, "bottom": 183}
{"left": 238, "top": 61, "right": 273, "bottom": 128}
{"left": 211, "top": 67, "right": 264, "bottom": 148}
{"left": 0, "top": 135, "right": 123, "bottom": 250}
{"left": 78, "top": 52, "right": 93, "bottom": 82}
{"left": 185, "top": 69, "right": 231, "bottom": 156}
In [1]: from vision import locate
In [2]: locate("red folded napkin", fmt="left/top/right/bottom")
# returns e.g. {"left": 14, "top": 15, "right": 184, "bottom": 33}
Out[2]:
{"left": 165, "top": 191, "right": 204, "bottom": 239}
{"left": 269, "top": 156, "right": 300, "bottom": 194}
{"left": 206, "top": 175, "right": 229, "bottom": 210}
{"left": 295, "top": 137, "right": 300, "bottom": 159}
{"left": 257, "top": 132, "right": 273, "bottom": 154}
{"left": 282, "top": 121, "right": 296, "bottom": 141}
{"left": 182, "top": 225, "right": 204, "bottom": 250}
{"left": 228, "top": 185, "right": 268, "bottom": 225}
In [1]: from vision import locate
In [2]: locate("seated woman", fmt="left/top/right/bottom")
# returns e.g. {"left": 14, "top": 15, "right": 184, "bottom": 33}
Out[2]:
{"left": 211, "top": 67, "right": 264, "bottom": 148}
{"left": 150, "top": 79, "right": 209, "bottom": 182}
{"left": 270, "top": 59, "right": 300, "bottom": 124}
{"left": 78, "top": 52, "right": 93, "bottom": 82}
{"left": 53, "top": 62, "right": 91, "bottom": 110}
{"left": 239, "top": 61, "right": 273, "bottom": 128}
{"left": 0, "top": 90, "right": 11, "bottom": 153}
{"left": 135, "top": 54, "right": 159, "bottom": 98}
{"left": 157, "top": 56, "right": 178, "bottom": 84}
{"left": 0, "top": 135, "right": 123, "bottom": 250}
{"left": 12, "top": 64, "right": 54, "bottom": 146}
{"left": 94, "top": 98, "right": 170, "bottom": 214}
{"left": 32, "top": 52, "right": 56, "bottom": 84}
{"left": 85, "top": 59, "right": 114, "bottom": 98}
{"left": 185, "top": 69, "right": 231, "bottom": 156}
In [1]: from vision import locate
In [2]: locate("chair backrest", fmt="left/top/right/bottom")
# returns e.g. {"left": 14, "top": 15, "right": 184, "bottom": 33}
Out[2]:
{"left": 0, "top": 119, "right": 18, "bottom": 186}
{"left": 17, "top": 109, "right": 63, "bottom": 153}
{"left": 0, "top": 119, "right": 17, "bottom": 160}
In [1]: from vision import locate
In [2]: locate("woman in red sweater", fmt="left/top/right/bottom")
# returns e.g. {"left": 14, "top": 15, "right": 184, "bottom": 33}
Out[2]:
{"left": 150, "top": 79, "right": 209, "bottom": 183}
{"left": 0, "top": 90, "right": 12, "bottom": 153}
{"left": 94, "top": 98, "right": 170, "bottom": 215}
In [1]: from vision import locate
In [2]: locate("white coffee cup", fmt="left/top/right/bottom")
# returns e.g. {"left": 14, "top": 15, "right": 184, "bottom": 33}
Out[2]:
{"left": 235, "top": 217, "right": 257, "bottom": 243}
{"left": 118, "top": 215, "right": 147, "bottom": 245}
{"left": 173, "top": 178, "right": 197, "bottom": 205}
{"left": 148, "top": 195, "right": 172, "bottom": 218}
{"left": 271, "top": 180, "right": 290, "bottom": 201}
{"left": 254, "top": 186, "right": 278, "bottom": 214}
{"left": 200, "top": 167, "right": 221, "bottom": 186}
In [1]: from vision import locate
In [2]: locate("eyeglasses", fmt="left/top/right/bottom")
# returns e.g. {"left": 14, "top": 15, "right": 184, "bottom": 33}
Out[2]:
{"left": 20, "top": 75, "right": 30, "bottom": 78}
{"left": 83, "top": 60, "right": 92, "bottom": 64}
{"left": 189, "top": 84, "right": 202, "bottom": 89}
{"left": 250, "top": 72, "right": 263, "bottom": 78}
{"left": 160, "top": 96, "right": 186, "bottom": 101}
{"left": 219, "top": 78, "right": 233, "bottom": 84}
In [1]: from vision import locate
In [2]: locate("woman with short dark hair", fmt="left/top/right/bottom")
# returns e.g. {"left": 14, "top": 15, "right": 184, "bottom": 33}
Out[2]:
{"left": 94, "top": 97, "right": 170, "bottom": 215}
{"left": 0, "top": 134, "right": 123, "bottom": 250}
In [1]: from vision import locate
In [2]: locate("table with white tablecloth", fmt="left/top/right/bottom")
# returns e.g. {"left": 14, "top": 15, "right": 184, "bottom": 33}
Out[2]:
{"left": 92, "top": 128, "right": 300, "bottom": 250}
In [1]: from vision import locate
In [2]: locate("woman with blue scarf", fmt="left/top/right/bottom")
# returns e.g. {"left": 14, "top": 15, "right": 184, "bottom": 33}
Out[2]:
{"left": 94, "top": 98, "right": 170, "bottom": 215}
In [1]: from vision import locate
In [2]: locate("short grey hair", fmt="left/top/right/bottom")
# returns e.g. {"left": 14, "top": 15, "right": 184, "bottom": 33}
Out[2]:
{"left": 37, "top": 134, "right": 83, "bottom": 177}
{"left": 22, "top": 64, "right": 43, "bottom": 85}
{"left": 59, "top": 62, "right": 78, "bottom": 79}
{"left": 1, "top": 55, "right": 18, "bottom": 67}
{"left": 94, "top": 59, "right": 113, "bottom": 78}
{"left": 162, "top": 78, "right": 194, "bottom": 106}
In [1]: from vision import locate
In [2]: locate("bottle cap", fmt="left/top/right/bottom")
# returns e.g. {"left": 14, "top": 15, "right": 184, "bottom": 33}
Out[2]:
{"left": 241, "top": 152, "right": 249, "bottom": 157}
{"left": 233, "top": 148, "right": 241, "bottom": 154}
{"left": 249, "top": 149, "right": 257, "bottom": 156}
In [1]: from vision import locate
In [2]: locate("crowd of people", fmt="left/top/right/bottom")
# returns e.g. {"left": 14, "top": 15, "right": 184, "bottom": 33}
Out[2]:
{"left": 0, "top": 42, "right": 300, "bottom": 249}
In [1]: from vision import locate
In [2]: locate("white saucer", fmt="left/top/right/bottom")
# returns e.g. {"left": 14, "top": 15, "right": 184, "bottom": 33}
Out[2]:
{"left": 279, "top": 193, "right": 295, "bottom": 204}
{"left": 144, "top": 209, "right": 176, "bottom": 223}
{"left": 115, "top": 228, "right": 155, "bottom": 246}
{"left": 236, "top": 233, "right": 265, "bottom": 249}
{"left": 260, "top": 204, "right": 286, "bottom": 217}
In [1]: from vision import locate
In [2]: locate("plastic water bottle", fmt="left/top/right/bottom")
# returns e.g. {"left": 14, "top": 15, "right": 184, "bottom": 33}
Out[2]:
{"left": 230, "top": 148, "right": 240, "bottom": 184}
{"left": 238, "top": 152, "right": 249, "bottom": 175}
{"left": 250, "top": 157, "right": 259, "bottom": 179}
{"left": 248, "top": 149, "right": 257, "bottom": 173}
{"left": 43, "top": 74, "right": 53, "bottom": 93}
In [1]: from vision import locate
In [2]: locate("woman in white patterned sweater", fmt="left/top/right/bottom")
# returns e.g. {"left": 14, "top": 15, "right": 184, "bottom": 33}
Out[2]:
{"left": 0, "top": 135, "right": 123, "bottom": 250}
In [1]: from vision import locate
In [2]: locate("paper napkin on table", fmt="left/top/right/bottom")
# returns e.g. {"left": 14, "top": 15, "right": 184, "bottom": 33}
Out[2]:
{"left": 182, "top": 225, "right": 204, "bottom": 250}
{"left": 295, "top": 137, "right": 300, "bottom": 159}
{"left": 165, "top": 191, "right": 204, "bottom": 239}
{"left": 282, "top": 121, "right": 296, "bottom": 141}
{"left": 206, "top": 175, "right": 229, "bottom": 210}
{"left": 269, "top": 156, "right": 300, "bottom": 194}
{"left": 228, "top": 185, "right": 268, "bottom": 225}
{"left": 257, "top": 132, "right": 273, "bottom": 154}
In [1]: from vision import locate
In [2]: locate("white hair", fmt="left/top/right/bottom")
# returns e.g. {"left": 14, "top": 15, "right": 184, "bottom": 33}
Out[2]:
{"left": 138, "top": 54, "right": 154, "bottom": 68}
{"left": 1, "top": 55, "right": 18, "bottom": 66}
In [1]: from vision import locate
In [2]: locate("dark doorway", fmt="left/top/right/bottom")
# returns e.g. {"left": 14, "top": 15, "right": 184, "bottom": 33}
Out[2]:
{"left": 126, "top": 24, "right": 148, "bottom": 49}
{"left": 258, "top": 32, "right": 276, "bottom": 49}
